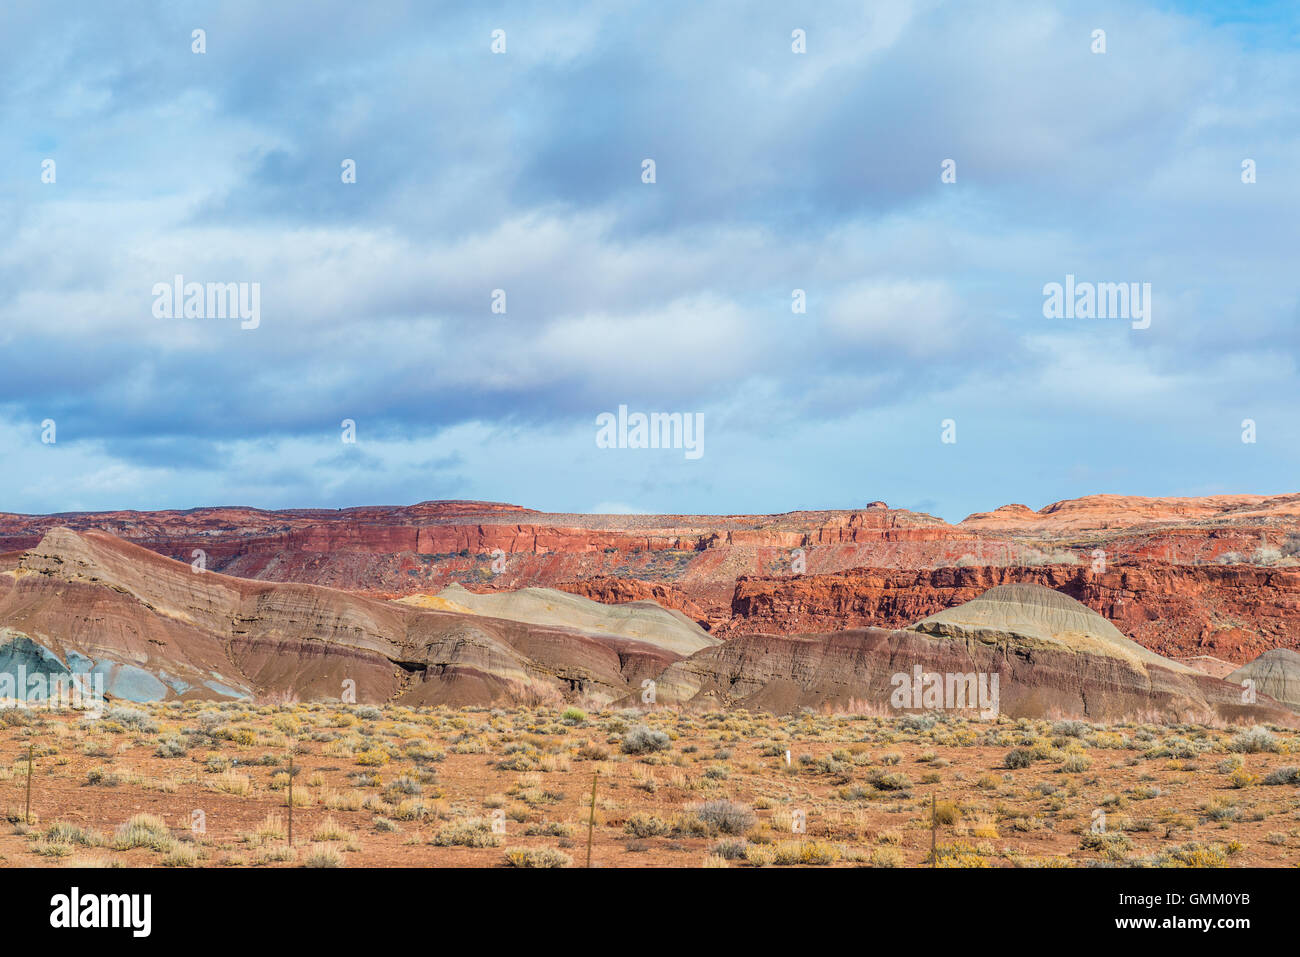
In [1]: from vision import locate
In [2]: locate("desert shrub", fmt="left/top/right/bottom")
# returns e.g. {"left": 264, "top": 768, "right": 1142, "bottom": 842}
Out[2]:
{"left": 710, "top": 838, "right": 749, "bottom": 860}
{"left": 107, "top": 707, "right": 157, "bottom": 733}
{"left": 355, "top": 748, "right": 391, "bottom": 766}
{"left": 772, "top": 840, "right": 839, "bottom": 865}
{"left": 433, "top": 819, "right": 501, "bottom": 848}
{"left": 312, "top": 817, "right": 349, "bottom": 842}
{"left": 43, "top": 822, "right": 100, "bottom": 846}
{"left": 405, "top": 741, "right": 446, "bottom": 763}
{"left": 930, "top": 841, "right": 992, "bottom": 867}
{"left": 868, "top": 771, "right": 913, "bottom": 791}
{"left": 932, "top": 801, "right": 960, "bottom": 826}
{"left": 32, "top": 842, "right": 73, "bottom": 858}
{"left": 194, "top": 711, "right": 225, "bottom": 737}
{"left": 1145, "top": 736, "right": 1201, "bottom": 759}
{"left": 1004, "top": 748, "right": 1034, "bottom": 769}
{"left": 742, "top": 844, "right": 776, "bottom": 866}
{"left": 493, "top": 750, "right": 539, "bottom": 772}
{"left": 576, "top": 740, "right": 609, "bottom": 761}
{"left": 898, "top": 713, "right": 937, "bottom": 732}
{"left": 871, "top": 846, "right": 904, "bottom": 867}
{"left": 161, "top": 844, "right": 199, "bottom": 867}
{"left": 503, "top": 846, "right": 571, "bottom": 868}
{"left": 0, "top": 707, "right": 35, "bottom": 728}
{"left": 523, "top": 821, "right": 571, "bottom": 837}
{"left": 1200, "top": 799, "right": 1240, "bottom": 822}
{"left": 209, "top": 770, "right": 252, "bottom": 795}
{"left": 301, "top": 843, "right": 343, "bottom": 867}
{"left": 112, "top": 814, "right": 174, "bottom": 852}
{"left": 1263, "top": 766, "right": 1300, "bottom": 785}
{"left": 1089, "top": 731, "right": 1128, "bottom": 749}
{"left": 670, "top": 813, "right": 714, "bottom": 838}
{"left": 1080, "top": 830, "right": 1132, "bottom": 860}
{"left": 561, "top": 707, "right": 587, "bottom": 724}
{"left": 1229, "top": 727, "right": 1279, "bottom": 754}
{"left": 1060, "top": 754, "right": 1091, "bottom": 773}
{"left": 1157, "top": 842, "right": 1227, "bottom": 868}
{"left": 154, "top": 735, "right": 188, "bottom": 758}
{"left": 621, "top": 725, "right": 670, "bottom": 755}
{"left": 384, "top": 776, "right": 423, "bottom": 798}
{"left": 694, "top": 800, "right": 756, "bottom": 835}
{"left": 248, "top": 814, "right": 286, "bottom": 843}
{"left": 1052, "top": 720, "right": 1090, "bottom": 738}
{"left": 1228, "top": 768, "right": 1257, "bottom": 789}
{"left": 624, "top": 814, "right": 671, "bottom": 838}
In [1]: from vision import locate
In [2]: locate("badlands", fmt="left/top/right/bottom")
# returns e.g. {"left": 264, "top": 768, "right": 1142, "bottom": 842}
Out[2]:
{"left": 1, "top": 493, "right": 1298, "bottom": 714}
{"left": 0, "top": 494, "right": 1298, "bottom": 867}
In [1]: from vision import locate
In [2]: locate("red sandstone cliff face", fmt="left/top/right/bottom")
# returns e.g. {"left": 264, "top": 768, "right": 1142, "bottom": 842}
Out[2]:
{"left": 726, "top": 563, "right": 1300, "bottom": 662}
{"left": 4, "top": 525, "right": 1299, "bottom": 716}
{"left": 553, "top": 577, "right": 712, "bottom": 630}
{"left": 1, "top": 496, "right": 1297, "bottom": 662}
{"left": 961, "top": 493, "right": 1300, "bottom": 533}
{"left": 0, "top": 501, "right": 979, "bottom": 621}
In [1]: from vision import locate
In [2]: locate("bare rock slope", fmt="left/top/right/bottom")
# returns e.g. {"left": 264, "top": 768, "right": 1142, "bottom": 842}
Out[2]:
{"left": 0, "top": 528, "right": 690, "bottom": 706}
{"left": 2, "top": 494, "right": 1297, "bottom": 663}
{"left": 0, "top": 529, "right": 1294, "bottom": 721}
{"left": 649, "top": 584, "right": 1295, "bottom": 723}
{"left": 1228, "top": 649, "right": 1300, "bottom": 712}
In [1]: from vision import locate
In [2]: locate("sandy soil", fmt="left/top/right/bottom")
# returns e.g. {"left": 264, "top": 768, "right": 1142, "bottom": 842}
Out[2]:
{"left": 0, "top": 703, "right": 1296, "bottom": 868}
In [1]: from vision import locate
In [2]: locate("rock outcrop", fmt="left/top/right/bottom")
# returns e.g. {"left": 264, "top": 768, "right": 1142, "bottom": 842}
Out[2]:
{"left": 553, "top": 576, "right": 712, "bottom": 630}
{"left": 906, "top": 584, "right": 1198, "bottom": 674}
{"left": 648, "top": 585, "right": 1297, "bottom": 723}
{"left": 400, "top": 582, "right": 716, "bottom": 657}
{"left": 2, "top": 529, "right": 1294, "bottom": 721}
{"left": 726, "top": 562, "right": 1300, "bottom": 662}
{"left": 1227, "top": 649, "right": 1300, "bottom": 712}
{"left": 1, "top": 493, "right": 1297, "bottom": 666}
{"left": 0, "top": 528, "right": 685, "bottom": 706}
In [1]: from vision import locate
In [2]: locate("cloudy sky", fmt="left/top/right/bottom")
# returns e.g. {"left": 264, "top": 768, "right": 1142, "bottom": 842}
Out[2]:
{"left": 1, "top": 0, "right": 1297, "bottom": 521}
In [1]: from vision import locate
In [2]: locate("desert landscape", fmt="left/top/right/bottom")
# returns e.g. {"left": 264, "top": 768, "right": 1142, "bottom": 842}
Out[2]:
{"left": 3, "top": 702, "right": 1300, "bottom": 869}
{"left": 1, "top": 494, "right": 1299, "bottom": 868}
{"left": 7, "top": 4, "right": 1296, "bottom": 944}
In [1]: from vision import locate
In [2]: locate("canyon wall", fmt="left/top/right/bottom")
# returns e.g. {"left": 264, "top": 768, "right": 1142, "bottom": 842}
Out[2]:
{"left": 3, "top": 494, "right": 1298, "bottom": 663}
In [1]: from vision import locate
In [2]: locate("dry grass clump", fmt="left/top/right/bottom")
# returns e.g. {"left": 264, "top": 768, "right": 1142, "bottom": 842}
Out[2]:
{"left": 112, "top": 813, "right": 175, "bottom": 853}
{"left": 301, "top": 843, "right": 343, "bottom": 867}
{"left": 503, "top": 846, "right": 571, "bottom": 868}
{"left": 433, "top": 819, "right": 501, "bottom": 848}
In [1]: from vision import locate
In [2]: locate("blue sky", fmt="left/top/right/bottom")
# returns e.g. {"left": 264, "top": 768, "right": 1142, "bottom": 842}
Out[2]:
{"left": 1, "top": 0, "right": 1297, "bottom": 521}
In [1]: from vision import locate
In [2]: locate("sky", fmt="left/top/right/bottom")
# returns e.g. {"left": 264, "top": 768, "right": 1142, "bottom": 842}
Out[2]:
{"left": 1, "top": 0, "right": 1297, "bottom": 522}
